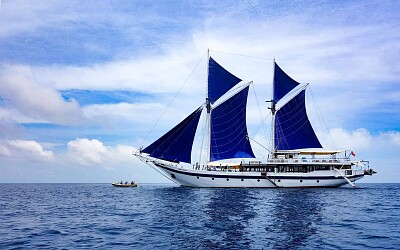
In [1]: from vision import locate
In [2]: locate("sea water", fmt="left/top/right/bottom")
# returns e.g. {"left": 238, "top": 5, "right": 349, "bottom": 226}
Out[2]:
{"left": 0, "top": 183, "right": 399, "bottom": 249}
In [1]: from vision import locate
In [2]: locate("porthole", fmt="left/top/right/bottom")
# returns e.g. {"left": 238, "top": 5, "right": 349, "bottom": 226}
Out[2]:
{"left": 257, "top": 179, "right": 260, "bottom": 182}
{"left": 317, "top": 180, "right": 320, "bottom": 183}
{"left": 300, "top": 180, "right": 303, "bottom": 183}
{"left": 212, "top": 177, "right": 214, "bottom": 180}
{"left": 226, "top": 178, "right": 229, "bottom": 181}
{"left": 278, "top": 179, "right": 281, "bottom": 182}
{"left": 241, "top": 179, "right": 244, "bottom": 181}
{"left": 197, "top": 176, "right": 199, "bottom": 179}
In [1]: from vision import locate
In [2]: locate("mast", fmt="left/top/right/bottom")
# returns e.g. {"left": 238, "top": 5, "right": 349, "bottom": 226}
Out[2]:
{"left": 204, "top": 51, "right": 244, "bottom": 164}
{"left": 267, "top": 58, "right": 276, "bottom": 158}
{"left": 203, "top": 49, "right": 211, "bottom": 165}
{"left": 206, "top": 49, "right": 211, "bottom": 164}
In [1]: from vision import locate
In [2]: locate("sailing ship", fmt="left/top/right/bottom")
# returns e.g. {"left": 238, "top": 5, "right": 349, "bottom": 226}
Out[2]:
{"left": 134, "top": 52, "right": 376, "bottom": 188}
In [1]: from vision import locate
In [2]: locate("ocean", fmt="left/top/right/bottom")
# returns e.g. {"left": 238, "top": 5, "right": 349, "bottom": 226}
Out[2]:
{"left": 0, "top": 183, "right": 399, "bottom": 249}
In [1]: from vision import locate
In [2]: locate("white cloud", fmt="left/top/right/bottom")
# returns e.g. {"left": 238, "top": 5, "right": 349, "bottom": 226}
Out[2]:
{"left": 0, "top": 64, "right": 85, "bottom": 125}
{"left": 12, "top": 11, "right": 395, "bottom": 134}
{"left": 379, "top": 131, "right": 400, "bottom": 147}
{"left": 67, "top": 138, "right": 136, "bottom": 169}
{"left": 327, "top": 128, "right": 373, "bottom": 150}
{"left": 0, "top": 137, "right": 166, "bottom": 183}
{"left": 0, "top": 145, "right": 11, "bottom": 156}
{"left": 0, "top": 118, "right": 23, "bottom": 139}
{"left": 0, "top": 139, "right": 54, "bottom": 160}
{"left": 67, "top": 138, "right": 107, "bottom": 165}
{"left": 83, "top": 102, "right": 164, "bottom": 124}
{"left": 321, "top": 128, "right": 400, "bottom": 154}
{"left": 33, "top": 52, "right": 205, "bottom": 94}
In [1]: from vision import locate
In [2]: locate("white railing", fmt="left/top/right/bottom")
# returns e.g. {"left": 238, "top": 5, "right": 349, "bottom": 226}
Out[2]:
{"left": 266, "top": 158, "right": 351, "bottom": 164}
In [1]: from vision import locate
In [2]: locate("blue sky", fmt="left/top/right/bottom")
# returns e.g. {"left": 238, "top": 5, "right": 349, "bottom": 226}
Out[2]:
{"left": 0, "top": 0, "right": 399, "bottom": 183}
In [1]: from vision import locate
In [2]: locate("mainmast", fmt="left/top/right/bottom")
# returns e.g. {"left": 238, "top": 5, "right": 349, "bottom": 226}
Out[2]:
{"left": 205, "top": 49, "right": 211, "bottom": 164}
{"left": 267, "top": 58, "right": 276, "bottom": 158}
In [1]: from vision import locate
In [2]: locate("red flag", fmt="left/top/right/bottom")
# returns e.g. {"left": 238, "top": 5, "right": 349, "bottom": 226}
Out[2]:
{"left": 351, "top": 151, "right": 356, "bottom": 156}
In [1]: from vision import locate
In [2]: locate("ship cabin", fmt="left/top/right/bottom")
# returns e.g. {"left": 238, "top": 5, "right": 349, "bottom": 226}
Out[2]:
{"left": 206, "top": 150, "right": 355, "bottom": 173}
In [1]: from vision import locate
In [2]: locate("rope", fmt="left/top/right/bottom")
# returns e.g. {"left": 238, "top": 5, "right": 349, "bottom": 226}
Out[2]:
{"left": 140, "top": 51, "right": 207, "bottom": 148}
{"left": 251, "top": 82, "right": 270, "bottom": 147}
{"left": 309, "top": 86, "right": 336, "bottom": 149}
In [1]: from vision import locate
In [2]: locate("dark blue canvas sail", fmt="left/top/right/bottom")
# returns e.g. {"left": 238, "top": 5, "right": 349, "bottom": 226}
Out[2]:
{"left": 274, "top": 62, "right": 300, "bottom": 103}
{"left": 274, "top": 90, "right": 322, "bottom": 150}
{"left": 210, "top": 86, "right": 255, "bottom": 161}
{"left": 142, "top": 106, "right": 203, "bottom": 163}
{"left": 208, "top": 57, "right": 242, "bottom": 104}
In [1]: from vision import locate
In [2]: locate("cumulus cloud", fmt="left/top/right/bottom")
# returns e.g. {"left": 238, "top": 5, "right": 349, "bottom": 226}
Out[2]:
{"left": 321, "top": 128, "right": 400, "bottom": 152}
{"left": 67, "top": 138, "right": 136, "bottom": 169}
{"left": 67, "top": 138, "right": 107, "bottom": 165}
{"left": 0, "top": 64, "right": 84, "bottom": 125}
{"left": 0, "top": 139, "right": 54, "bottom": 160}
{"left": 327, "top": 128, "right": 373, "bottom": 150}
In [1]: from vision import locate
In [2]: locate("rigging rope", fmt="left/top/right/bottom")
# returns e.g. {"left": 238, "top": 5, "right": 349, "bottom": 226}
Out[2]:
{"left": 140, "top": 51, "right": 207, "bottom": 148}
{"left": 251, "top": 82, "right": 270, "bottom": 150}
{"left": 309, "top": 86, "right": 337, "bottom": 149}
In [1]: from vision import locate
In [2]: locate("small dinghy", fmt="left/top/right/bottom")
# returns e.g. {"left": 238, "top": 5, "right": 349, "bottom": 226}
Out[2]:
{"left": 112, "top": 182, "right": 137, "bottom": 187}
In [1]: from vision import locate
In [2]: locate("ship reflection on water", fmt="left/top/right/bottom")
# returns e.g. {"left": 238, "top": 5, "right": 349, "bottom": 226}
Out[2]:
{"left": 147, "top": 186, "right": 324, "bottom": 249}
{"left": 201, "top": 188, "right": 324, "bottom": 249}
{"left": 202, "top": 189, "right": 256, "bottom": 249}
{"left": 264, "top": 189, "right": 323, "bottom": 249}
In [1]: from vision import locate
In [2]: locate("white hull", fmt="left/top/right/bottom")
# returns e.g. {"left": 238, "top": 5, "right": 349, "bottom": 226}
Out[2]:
{"left": 152, "top": 162, "right": 365, "bottom": 188}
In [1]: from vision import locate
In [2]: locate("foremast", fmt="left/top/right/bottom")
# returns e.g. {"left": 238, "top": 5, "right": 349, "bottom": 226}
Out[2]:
{"left": 205, "top": 49, "right": 211, "bottom": 164}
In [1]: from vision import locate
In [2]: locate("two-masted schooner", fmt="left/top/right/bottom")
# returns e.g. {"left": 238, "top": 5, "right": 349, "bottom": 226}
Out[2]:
{"left": 134, "top": 52, "right": 375, "bottom": 187}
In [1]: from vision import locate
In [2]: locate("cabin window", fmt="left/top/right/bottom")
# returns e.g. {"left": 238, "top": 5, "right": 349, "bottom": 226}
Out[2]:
{"left": 317, "top": 180, "right": 320, "bottom": 183}
{"left": 197, "top": 176, "right": 199, "bottom": 179}
{"left": 226, "top": 178, "right": 229, "bottom": 181}
{"left": 241, "top": 179, "right": 244, "bottom": 181}
{"left": 300, "top": 180, "right": 303, "bottom": 183}
{"left": 257, "top": 179, "right": 260, "bottom": 182}
{"left": 212, "top": 178, "right": 214, "bottom": 180}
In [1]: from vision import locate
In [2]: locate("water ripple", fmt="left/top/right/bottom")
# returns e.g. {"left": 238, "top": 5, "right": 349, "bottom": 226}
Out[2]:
{"left": 0, "top": 183, "right": 399, "bottom": 249}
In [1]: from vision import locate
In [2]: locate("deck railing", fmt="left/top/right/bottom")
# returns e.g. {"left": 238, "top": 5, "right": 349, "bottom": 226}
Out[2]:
{"left": 266, "top": 158, "right": 351, "bottom": 164}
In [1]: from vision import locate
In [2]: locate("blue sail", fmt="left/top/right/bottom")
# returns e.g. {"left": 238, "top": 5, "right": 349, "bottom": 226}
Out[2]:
{"left": 210, "top": 86, "right": 255, "bottom": 161}
{"left": 274, "top": 90, "right": 322, "bottom": 150}
{"left": 208, "top": 57, "right": 242, "bottom": 104}
{"left": 274, "top": 62, "right": 300, "bottom": 103}
{"left": 142, "top": 106, "right": 203, "bottom": 163}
